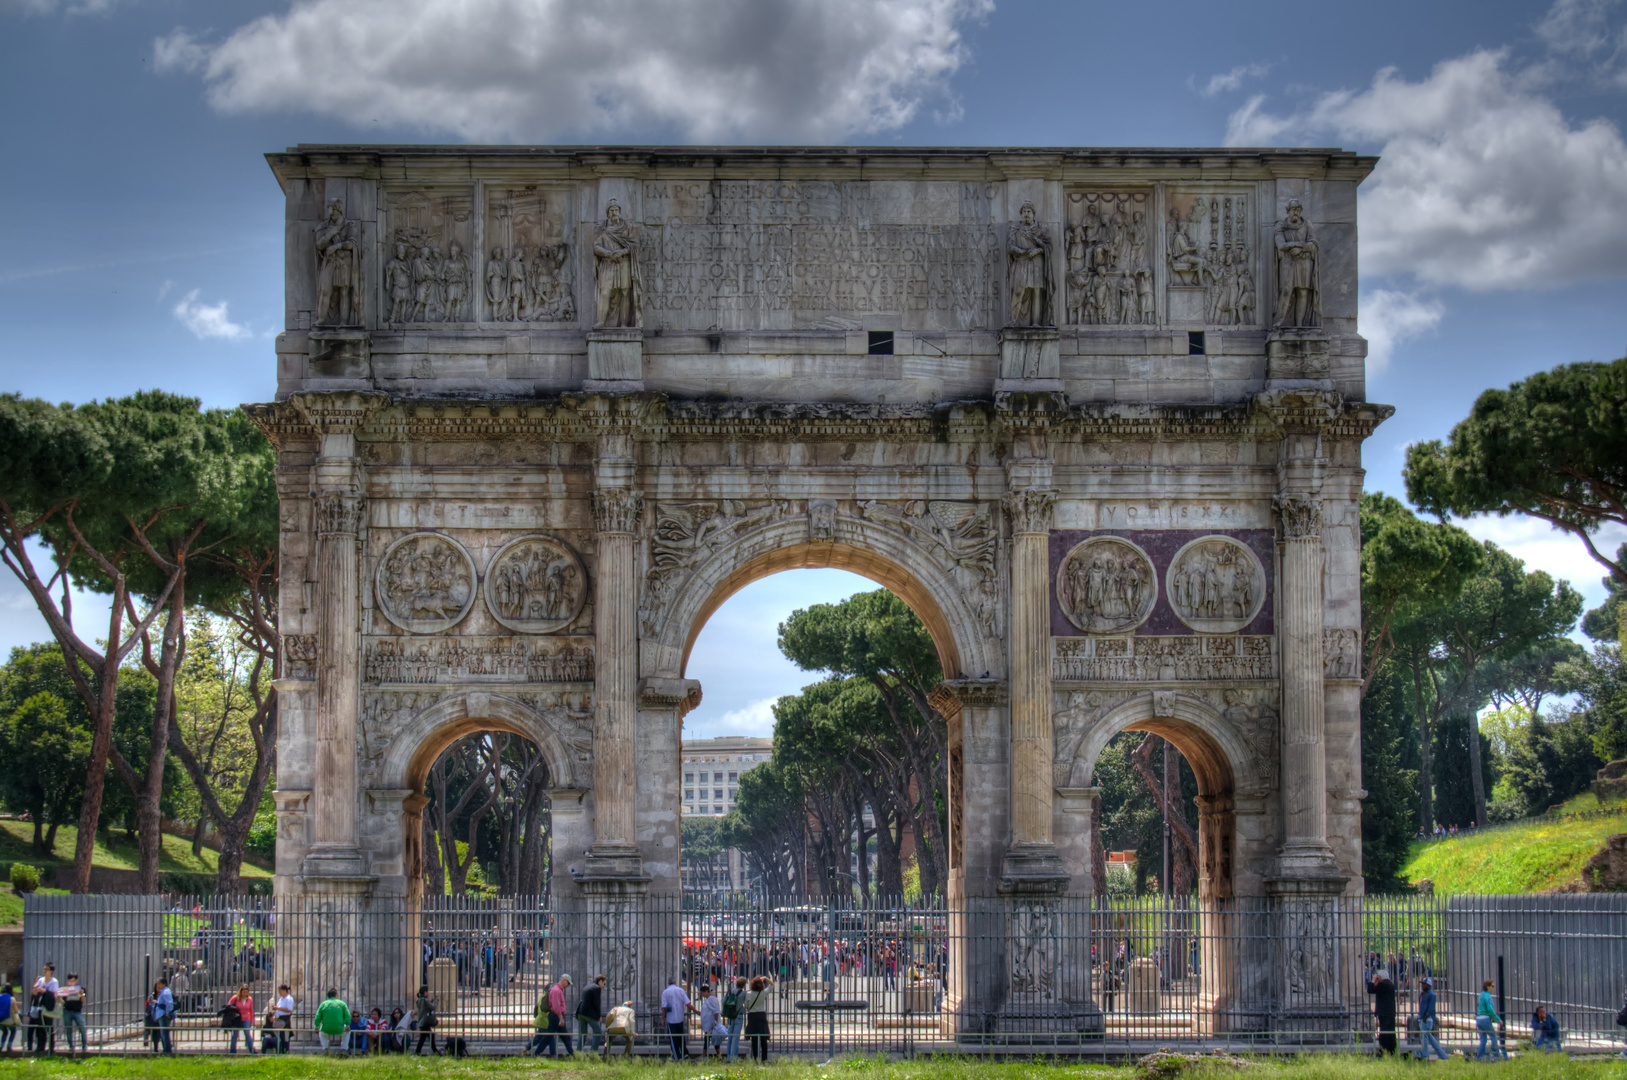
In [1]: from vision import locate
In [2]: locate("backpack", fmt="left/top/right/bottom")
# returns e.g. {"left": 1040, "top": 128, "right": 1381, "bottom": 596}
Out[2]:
{"left": 722, "top": 989, "right": 741, "bottom": 1021}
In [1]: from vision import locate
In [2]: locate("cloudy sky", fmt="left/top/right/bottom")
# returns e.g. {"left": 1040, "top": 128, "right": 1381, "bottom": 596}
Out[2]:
{"left": 2, "top": 0, "right": 1624, "bottom": 738}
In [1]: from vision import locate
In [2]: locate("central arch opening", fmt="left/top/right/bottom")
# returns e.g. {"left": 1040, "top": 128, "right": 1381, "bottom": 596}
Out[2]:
{"left": 679, "top": 543, "right": 968, "bottom": 904}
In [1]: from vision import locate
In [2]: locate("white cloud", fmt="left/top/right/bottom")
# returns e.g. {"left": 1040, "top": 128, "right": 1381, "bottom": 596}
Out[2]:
{"left": 694, "top": 697, "right": 778, "bottom": 740}
{"left": 1225, "top": 44, "right": 1627, "bottom": 290}
{"left": 1458, "top": 514, "right": 1627, "bottom": 624}
{"left": 1201, "top": 62, "right": 1270, "bottom": 97}
{"left": 172, "top": 289, "right": 251, "bottom": 341}
{"left": 1537, "top": 0, "right": 1619, "bottom": 57}
{"left": 1361, "top": 289, "right": 1444, "bottom": 372}
{"left": 2, "top": 0, "right": 125, "bottom": 14}
{"left": 152, "top": 28, "right": 208, "bottom": 73}
{"left": 153, "top": 0, "right": 992, "bottom": 142}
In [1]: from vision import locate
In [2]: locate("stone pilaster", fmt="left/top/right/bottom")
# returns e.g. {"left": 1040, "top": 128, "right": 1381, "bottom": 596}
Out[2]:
{"left": 289, "top": 391, "right": 387, "bottom": 889}
{"left": 1273, "top": 492, "right": 1338, "bottom": 879}
{"left": 1000, "top": 484, "right": 1066, "bottom": 890}
{"left": 585, "top": 486, "right": 645, "bottom": 880}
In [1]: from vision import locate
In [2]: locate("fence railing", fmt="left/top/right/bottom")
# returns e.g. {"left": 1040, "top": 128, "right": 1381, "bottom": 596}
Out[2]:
{"left": 15, "top": 892, "right": 1627, "bottom": 1058}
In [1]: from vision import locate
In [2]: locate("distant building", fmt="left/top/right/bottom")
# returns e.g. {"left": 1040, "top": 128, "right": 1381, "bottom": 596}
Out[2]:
{"left": 681, "top": 735, "right": 772, "bottom": 892}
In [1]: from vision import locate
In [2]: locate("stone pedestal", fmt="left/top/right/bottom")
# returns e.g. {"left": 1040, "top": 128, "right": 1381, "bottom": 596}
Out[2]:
{"left": 1266, "top": 874, "right": 1352, "bottom": 1041}
{"left": 307, "top": 328, "right": 371, "bottom": 381}
{"left": 996, "top": 326, "right": 1060, "bottom": 392}
{"left": 586, "top": 328, "right": 644, "bottom": 390}
{"left": 1266, "top": 330, "right": 1331, "bottom": 386}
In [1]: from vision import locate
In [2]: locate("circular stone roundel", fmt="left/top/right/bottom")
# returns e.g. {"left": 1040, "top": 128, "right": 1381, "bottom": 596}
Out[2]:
{"left": 1165, "top": 535, "right": 1266, "bottom": 634}
{"left": 1056, "top": 536, "right": 1156, "bottom": 635}
{"left": 483, "top": 535, "right": 588, "bottom": 634}
{"left": 375, "top": 532, "right": 478, "bottom": 634}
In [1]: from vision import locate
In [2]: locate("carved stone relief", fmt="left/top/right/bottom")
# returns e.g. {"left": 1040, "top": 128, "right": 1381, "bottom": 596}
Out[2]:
{"left": 1166, "top": 536, "right": 1266, "bottom": 633}
{"left": 283, "top": 634, "right": 317, "bottom": 681}
{"left": 1005, "top": 203, "right": 1054, "bottom": 327}
{"left": 1006, "top": 898, "right": 1059, "bottom": 996}
{"left": 364, "top": 637, "right": 593, "bottom": 685}
{"left": 1065, "top": 191, "right": 1154, "bottom": 326}
{"left": 1053, "top": 635, "right": 1274, "bottom": 682}
{"left": 1323, "top": 628, "right": 1359, "bottom": 680}
{"left": 1273, "top": 199, "right": 1320, "bottom": 329}
{"left": 593, "top": 200, "right": 642, "bottom": 328}
{"left": 313, "top": 200, "right": 363, "bottom": 327}
{"left": 483, "top": 536, "right": 588, "bottom": 634}
{"left": 383, "top": 189, "right": 475, "bottom": 323}
{"left": 858, "top": 499, "right": 1001, "bottom": 636}
{"left": 640, "top": 500, "right": 791, "bottom": 634}
{"left": 1052, "top": 689, "right": 1136, "bottom": 787}
{"left": 483, "top": 188, "right": 576, "bottom": 323}
{"left": 1214, "top": 687, "right": 1280, "bottom": 795}
{"left": 1166, "top": 193, "right": 1255, "bottom": 326}
{"left": 374, "top": 533, "right": 478, "bottom": 634}
{"left": 1056, "top": 537, "right": 1156, "bottom": 635}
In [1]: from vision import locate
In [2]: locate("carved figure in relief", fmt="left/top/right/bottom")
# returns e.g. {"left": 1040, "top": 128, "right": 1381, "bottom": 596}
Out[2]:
{"left": 485, "top": 537, "right": 587, "bottom": 634}
{"left": 1167, "top": 204, "right": 1206, "bottom": 286}
{"left": 505, "top": 248, "right": 529, "bottom": 322}
{"left": 1274, "top": 199, "right": 1320, "bottom": 328}
{"left": 527, "top": 243, "right": 574, "bottom": 321}
{"left": 313, "top": 200, "right": 362, "bottom": 326}
{"left": 386, "top": 242, "right": 413, "bottom": 323}
{"left": 442, "top": 241, "right": 472, "bottom": 321}
{"left": 593, "top": 201, "right": 642, "bottom": 328}
{"left": 1006, "top": 203, "right": 1054, "bottom": 326}
{"left": 1235, "top": 261, "right": 1256, "bottom": 325}
{"left": 1065, "top": 193, "right": 1153, "bottom": 327}
{"left": 377, "top": 534, "right": 476, "bottom": 632}
{"left": 1167, "top": 537, "right": 1265, "bottom": 633}
{"left": 485, "top": 248, "right": 507, "bottom": 315}
{"left": 410, "top": 245, "right": 439, "bottom": 322}
{"left": 1058, "top": 538, "right": 1155, "bottom": 635}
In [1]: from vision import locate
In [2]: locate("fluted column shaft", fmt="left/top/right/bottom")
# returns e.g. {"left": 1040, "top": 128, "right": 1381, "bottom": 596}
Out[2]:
{"left": 1276, "top": 494, "right": 1333, "bottom": 868}
{"left": 592, "top": 489, "right": 642, "bottom": 856}
{"left": 313, "top": 493, "right": 363, "bottom": 850}
{"left": 1003, "top": 489, "right": 1058, "bottom": 851}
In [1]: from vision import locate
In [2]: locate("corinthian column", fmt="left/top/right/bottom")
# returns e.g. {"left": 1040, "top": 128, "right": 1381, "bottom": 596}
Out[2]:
{"left": 999, "top": 486, "right": 1066, "bottom": 890}
{"left": 587, "top": 486, "right": 644, "bottom": 876}
{"left": 288, "top": 391, "right": 387, "bottom": 886}
{"left": 1273, "top": 493, "right": 1337, "bottom": 877}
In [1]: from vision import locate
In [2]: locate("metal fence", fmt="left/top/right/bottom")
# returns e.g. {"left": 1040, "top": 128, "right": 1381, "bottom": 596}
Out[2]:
{"left": 16, "top": 892, "right": 1627, "bottom": 1058}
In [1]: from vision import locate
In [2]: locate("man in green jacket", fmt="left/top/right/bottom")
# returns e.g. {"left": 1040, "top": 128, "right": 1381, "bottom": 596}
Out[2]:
{"left": 314, "top": 989, "right": 351, "bottom": 1054}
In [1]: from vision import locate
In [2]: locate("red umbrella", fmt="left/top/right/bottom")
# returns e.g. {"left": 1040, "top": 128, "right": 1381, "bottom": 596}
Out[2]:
{"left": 682, "top": 938, "right": 708, "bottom": 949}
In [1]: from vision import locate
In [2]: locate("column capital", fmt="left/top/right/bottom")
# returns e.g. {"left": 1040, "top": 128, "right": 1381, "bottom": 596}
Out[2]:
{"left": 313, "top": 491, "right": 366, "bottom": 536}
{"left": 592, "top": 488, "right": 644, "bottom": 535}
{"left": 1274, "top": 493, "right": 1322, "bottom": 539}
{"left": 1002, "top": 488, "right": 1058, "bottom": 536}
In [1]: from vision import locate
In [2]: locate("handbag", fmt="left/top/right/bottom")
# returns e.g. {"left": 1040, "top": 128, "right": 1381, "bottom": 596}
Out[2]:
{"left": 221, "top": 1005, "right": 240, "bottom": 1029}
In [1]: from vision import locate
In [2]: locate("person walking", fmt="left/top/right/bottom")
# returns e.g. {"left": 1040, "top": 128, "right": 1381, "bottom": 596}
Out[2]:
{"left": 723, "top": 976, "right": 747, "bottom": 1061}
{"left": 227, "top": 983, "right": 255, "bottom": 1054}
{"left": 602, "top": 999, "right": 636, "bottom": 1059}
{"left": 533, "top": 973, "right": 573, "bottom": 1056}
{"left": 272, "top": 985, "right": 294, "bottom": 1053}
{"left": 413, "top": 985, "right": 440, "bottom": 1056}
{"left": 1366, "top": 967, "right": 1397, "bottom": 1055}
{"left": 57, "top": 974, "right": 85, "bottom": 1058}
{"left": 0, "top": 983, "right": 17, "bottom": 1053}
{"left": 149, "top": 978, "right": 174, "bottom": 1055}
{"left": 575, "top": 974, "right": 606, "bottom": 1055}
{"left": 741, "top": 974, "right": 773, "bottom": 1063}
{"left": 313, "top": 989, "right": 351, "bottom": 1055}
{"left": 1414, "top": 977, "right": 1448, "bottom": 1060}
{"left": 1475, "top": 979, "right": 1508, "bottom": 1061}
{"left": 661, "top": 975, "right": 696, "bottom": 1060}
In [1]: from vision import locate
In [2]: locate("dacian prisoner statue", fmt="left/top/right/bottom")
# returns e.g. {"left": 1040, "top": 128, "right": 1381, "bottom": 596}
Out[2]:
{"left": 257, "top": 146, "right": 1386, "bottom": 1040}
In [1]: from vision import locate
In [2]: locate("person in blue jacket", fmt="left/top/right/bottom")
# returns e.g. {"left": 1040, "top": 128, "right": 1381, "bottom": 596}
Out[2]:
{"left": 1414, "top": 977, "right": 1448, "bottom": 1060}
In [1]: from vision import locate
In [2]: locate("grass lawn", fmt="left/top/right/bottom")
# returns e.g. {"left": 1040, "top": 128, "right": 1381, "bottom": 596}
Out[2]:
{"left": 0, "top": 820, "right": 271, "bottom": 879}
{"left": 1401, "top": 809, "right": 1627, "bottom": 895}
{"left": 0, "top": 1052, "right": 1621, "bottom": 1080}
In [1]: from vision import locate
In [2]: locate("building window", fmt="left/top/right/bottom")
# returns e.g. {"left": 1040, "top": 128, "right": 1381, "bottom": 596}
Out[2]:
{"left": 685, "top": 773, "right": 694, "bottom": 783}
{"left": 684, "top": 789, "right": 693, "bottom": 800}
{"left": 729, "top": 788, "right": 738, "bottom": 799}
{"left": 714, "top": 788, "right": 724, "bottom": 800}
{"left": 868, "top": 330, "right": 894, "bottom": 355}
{"left": 714, "top": 772, "right": 724, "bottom": 782}
{"left": 728, "top": 772, "right": 738, "bottom": 781}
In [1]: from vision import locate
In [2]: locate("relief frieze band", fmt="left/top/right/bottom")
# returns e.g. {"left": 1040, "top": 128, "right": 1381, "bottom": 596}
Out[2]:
{"left": 364, "top": 636, "right": 593, "bottom": 685}
{"left": 1053, "top": 634, "right": 1274, "bottom": 682}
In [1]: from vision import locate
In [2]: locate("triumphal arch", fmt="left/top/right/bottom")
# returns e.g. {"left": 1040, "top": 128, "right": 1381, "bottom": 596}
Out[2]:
{"left": 255, "top": 145, "right": 1386, "bottom": 1035}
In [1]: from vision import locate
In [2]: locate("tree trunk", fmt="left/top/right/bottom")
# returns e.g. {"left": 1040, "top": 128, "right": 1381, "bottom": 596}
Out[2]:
{"left": 31, "top": 814, "right": 45, "bottom": 857}
{"left": 422, "top": 808, "right": 442, "bottom": 897}
{"left": 1408, "top": 652, "right": 1435, "bottom": 834}
{"left": 192, "top": 817, "right": 206, "bottom": 859}
{"left": 1131, "top": 735, "right": 1198, "bottom": 895}
{"left": 1090, "top": 792, "right": 1107, "bottom": 896}
{"left": 134, "top": 587, "right": 186, "bottom": 894}
{"left": 213, "top": 815, "right": 252, "bottom": 894}
{"left": 1466, "top": 710, "right": 1489, "bottom": 828}
{"left": 71, "top": 650, "right": 125, "bottom": 892}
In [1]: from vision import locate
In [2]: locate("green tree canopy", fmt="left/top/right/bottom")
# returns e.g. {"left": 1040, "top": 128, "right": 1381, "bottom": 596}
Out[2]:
{"left": 1404, "top": 357, "right": 1627, "bottom": 635}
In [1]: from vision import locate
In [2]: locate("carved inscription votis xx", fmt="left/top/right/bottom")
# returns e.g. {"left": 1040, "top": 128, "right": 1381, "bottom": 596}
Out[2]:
{"left": 1166, "top": 536, "right": 1266, "bottom": 634}
{"left": 375, "top": 533, "right": 477, "bottom": 634}
{"left": 483, "top": 536, "right": 588, "bottom": 634}
{"left": 1057, "top": 537, "right": 1156, "bottom": 635}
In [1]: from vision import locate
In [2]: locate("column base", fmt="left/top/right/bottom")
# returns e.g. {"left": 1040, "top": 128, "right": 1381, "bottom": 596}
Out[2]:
{"left": 997, "top": 843, "right": 1070, "bottom": 895}
{"left": 1271, "top": 842, "right": 1343, "bottom": 885}
{"left": 301, "top": 845, "right": 375, "bottom": 894}
{"left": 577, "top": 846, "right": 649, "bottom": 886}
{"left": 1265, "top": 329, "right": 1332, "bottom": 387}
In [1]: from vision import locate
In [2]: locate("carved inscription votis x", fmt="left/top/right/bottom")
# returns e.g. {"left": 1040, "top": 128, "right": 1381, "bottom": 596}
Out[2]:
{"left": 1057, "top": 537, "right": 1156, "bottom": 635}
{"left": 483, "top": 536, "right": 588, "bottom": 634}
{"left": 1166, "top": 536, "right": 1265, "bottom": 634}
{"left": 375, "top": 533, "right": 478, "bottom": 634}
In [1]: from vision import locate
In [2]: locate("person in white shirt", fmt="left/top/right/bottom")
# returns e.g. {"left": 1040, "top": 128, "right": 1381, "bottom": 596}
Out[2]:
{"left": 272, "top": 985, "right": 295, "bottom": 1053}
{"left": 696, "top": 984, "right": 728, "bottom": 1058}
{"left": 660, "top": 977, "right": 696, "bottom": 1060}
{"left": 602, "top": 1000, "right": 636, "bottom": 1059}
{"left": 32, "top": 964, "right": 59, "bottom": 997}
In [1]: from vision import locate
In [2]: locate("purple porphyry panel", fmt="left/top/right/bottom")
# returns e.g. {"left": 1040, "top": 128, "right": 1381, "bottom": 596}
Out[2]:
{"left": 1048, "top": 528, "right": 1276, "bottom": 637}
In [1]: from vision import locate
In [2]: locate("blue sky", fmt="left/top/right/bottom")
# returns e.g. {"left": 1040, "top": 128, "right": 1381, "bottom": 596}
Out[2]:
{"left": 2, "top": 0, "right": 1625, "bottom": 737}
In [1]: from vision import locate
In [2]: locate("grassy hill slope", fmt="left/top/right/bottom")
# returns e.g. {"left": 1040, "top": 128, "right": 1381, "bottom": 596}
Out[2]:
{"left": 1401, "top": 807, "right": 1627, "bottom": 895}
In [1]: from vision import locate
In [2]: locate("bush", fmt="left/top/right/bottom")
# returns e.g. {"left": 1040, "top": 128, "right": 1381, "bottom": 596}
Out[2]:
{"left": 9, "top": 863, "right": 40, "bottom": 894}
{"left": 246, "top": 812, "right": 276, "bottom": 861}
